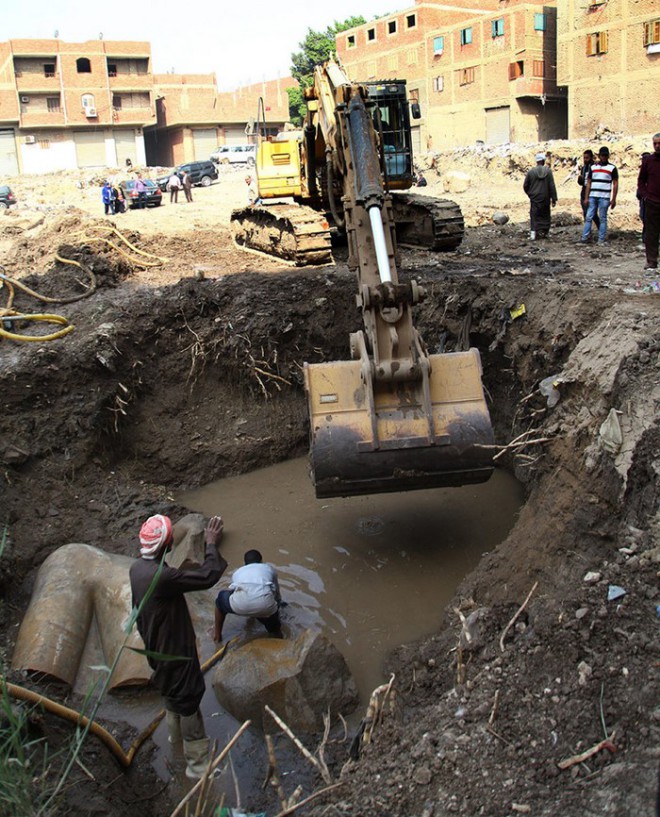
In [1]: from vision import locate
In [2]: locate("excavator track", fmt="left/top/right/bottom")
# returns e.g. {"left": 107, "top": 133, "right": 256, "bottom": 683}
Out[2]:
{"left": 230, "top": 203, "right": 333, "bottom": 266}
{"left": 392, "top": 194, "right": 465, "bottom": 251}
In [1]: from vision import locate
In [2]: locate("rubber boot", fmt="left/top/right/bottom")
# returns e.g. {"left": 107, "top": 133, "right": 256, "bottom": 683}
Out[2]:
{"left": 183, "top": 737, "right": 211, "bottom": 780}
{"left": 529, "top": 230, "right": 536, "bottom": 240}
{"left": 166, "top": 711, "right": 182, "bottom": 745}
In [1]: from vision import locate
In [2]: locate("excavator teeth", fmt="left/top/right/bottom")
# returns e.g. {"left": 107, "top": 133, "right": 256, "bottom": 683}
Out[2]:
{"left": 230, "top": 204, "right": 333, "bottom": 266}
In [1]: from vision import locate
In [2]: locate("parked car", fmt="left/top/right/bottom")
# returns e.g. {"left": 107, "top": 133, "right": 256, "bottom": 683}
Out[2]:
{"left": 156, "top": 160, "right": 218, "bottom": 191}
{"left": 119, "top": 179, "right": 162, "bottom": 208}
{"left": 0, "top": 185, "right": 17, "bottom": 208}
{"left": 211, "top": 144, "right": 256, "bottom": 166}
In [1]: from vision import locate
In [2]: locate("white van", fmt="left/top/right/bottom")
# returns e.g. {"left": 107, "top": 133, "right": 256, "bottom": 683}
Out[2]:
{"left": 211, "top": 144, "right": 256, "bottom": 166}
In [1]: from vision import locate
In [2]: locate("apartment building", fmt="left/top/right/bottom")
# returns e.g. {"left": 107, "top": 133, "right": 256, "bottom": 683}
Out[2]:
{"left": 337, "top": 0, "right": 566, "bottom": 151}
{"left": 0, "top": 39, "right": 154, "bottom": 175}
{"left": 147, "top": 74, "right": 295, "bottom": 167}
{"left": 556, "top": 0, "right": 660, "bottom": 138}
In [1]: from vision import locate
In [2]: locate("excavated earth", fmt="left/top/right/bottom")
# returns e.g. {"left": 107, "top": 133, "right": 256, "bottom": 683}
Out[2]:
{"left": 0, "top": 163, "right": 659, "bottom": 817}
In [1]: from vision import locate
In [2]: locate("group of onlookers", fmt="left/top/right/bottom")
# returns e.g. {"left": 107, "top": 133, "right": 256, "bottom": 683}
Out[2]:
{"left": 101, "top": 180, "right": 126, "bottom": 215}
{"left": 523, "top": 132, "right": 660, "bottom": 272}
{"left": 166, "top": 169, "right": 193, "bottom": 204}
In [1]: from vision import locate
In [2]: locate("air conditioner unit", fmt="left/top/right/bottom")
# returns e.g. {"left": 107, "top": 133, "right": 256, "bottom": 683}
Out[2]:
{"left": 85, "top": 107, "right": 98, "bottom": 117}
{"left": 20, "top": 96, "right": 30, "bottom": 103}
{"left": 25, "top": 135, "right": 36, "bottom": 144}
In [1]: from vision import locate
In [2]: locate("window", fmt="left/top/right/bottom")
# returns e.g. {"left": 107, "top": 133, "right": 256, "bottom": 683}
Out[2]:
{"left": 112, "top": 94, "right": 122, "bottom": 110}
{"left": 586, "top": 31, "right": 608, "bottom": 55}
{"left": 108, "top": 63, "right": 117, "bottom": 77}
{"left": 387, "top": 54, "right": 399, "bottom": 70}
{"left": 406, "top": 14, "right": 416, "bottom": 29}
{"left": 367, "top": 61, "right": 377, "bottom": 77}
{"left": 459, "top": 66, "right": 475, "bottom": 85}
{"left": 407, "top": 49, "right": 418, "bottom": 65}
{"left": 460, "top": 27, "right": 473, "bottom": 46}
{"left": 46, "top": 97, "right": 61, "bottom": 112}
{"left": 433, "top": 76, "right": 444, "bottom": 92}
{"left": 81, "top": 93, "right": 95, "bottom": 109}
{"left": 408, "top": 88, "right": 419, "bottom": 103}
{"left": 508, "top": 60, "right": 524, "bottom": 79}
{"left": 643, "top": 19, "right": 660, "bottom": 46}
{"left": 433, "top": 36, "right": 445, "bottom": 55}
{"left": 76, "top": 57, "right": 91, "bottom": 73}
{"left": 347, "top": 34, "right": 356, "bottom": 48}
{"left": 37, "top": 138, "right": 50, "bottom": 150}
{"left": 388, "top": 20, "right": 397, "bottom": 35}
{"left": 533, "top": 59, "right": 545, "bottom": 77}
{"left": 534, "top": 13, "right": 546, "bottom": 31}
{"left": 367, "top": 28, "right": 376, "bottom": 42}
{"left": 43, "top": 63, "right": 55, "bottom": 77}
{"left": 492, "top": 19, "right": 504, "bottom": 38}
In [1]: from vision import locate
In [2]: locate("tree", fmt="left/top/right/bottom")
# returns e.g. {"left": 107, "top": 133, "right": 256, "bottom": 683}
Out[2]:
{"left": 288, "top": 17, "right": 366, "bottom": 125}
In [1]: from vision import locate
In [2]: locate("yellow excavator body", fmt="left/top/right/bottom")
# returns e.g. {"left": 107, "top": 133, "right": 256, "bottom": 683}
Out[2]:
{"left": 254, "top": 137, "right": 303, "bottom": 198}
{"left": 305, "top": 349, "right": 493, "bottom": 498}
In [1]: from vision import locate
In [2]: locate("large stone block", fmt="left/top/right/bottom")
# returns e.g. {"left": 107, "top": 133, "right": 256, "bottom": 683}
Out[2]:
{"left": 212, "top": 630, "right": 359, "bottom": 732}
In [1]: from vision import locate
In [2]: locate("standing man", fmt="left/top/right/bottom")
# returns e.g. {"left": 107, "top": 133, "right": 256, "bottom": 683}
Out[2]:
{"left": 214, "top": 549, "right": 282, "bottom": 643}
{"left": 637, "top": 133, "right": 660, "bottom": 272}
{"left": 580, "top": 146, "right": 618, "bottom": 245}
{"left": 577, "top": 149, "right": 600, "bottom": 236}
{"left": 523, "top": 152, "right": 557, "bottom": 240}
{"left": 167, "top": 171, "right": 182, "bottom": 204}
{"left": 135, "top": 173, "right": 148, "bottom": 209}
{"left": 102, "top": 181, "right": 114, "bottom": 215}
{"left": 182, "top": 170, "right": 193, "bottom": 203}
{"left": 130, "top": 514, "right": 226, "bottom": 780}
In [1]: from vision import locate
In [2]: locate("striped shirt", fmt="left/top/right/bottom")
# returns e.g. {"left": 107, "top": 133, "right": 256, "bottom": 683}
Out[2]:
{"left": 588, "top": 162, "right": 618, "bottom": 200}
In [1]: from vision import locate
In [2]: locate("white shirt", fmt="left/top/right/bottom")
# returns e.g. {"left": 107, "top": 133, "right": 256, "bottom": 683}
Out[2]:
{"left": 229, "top": 562, "right": 280, "bottom": 616}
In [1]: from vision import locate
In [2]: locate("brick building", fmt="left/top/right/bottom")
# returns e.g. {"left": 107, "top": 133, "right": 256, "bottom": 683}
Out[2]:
{"left": 556, "top": 0, "right": 660, "bottom": 138}
{"left": 146, "top": 74, "right": 295, "bottom": 167}
{"left": 0, "top": 38, "right": 296, "bottom": 174}
{"left": 336, "top": 0, "right": 566, "bottom": 151}
{"left": 0, "top": 39, "right": 154, "bottom": 174}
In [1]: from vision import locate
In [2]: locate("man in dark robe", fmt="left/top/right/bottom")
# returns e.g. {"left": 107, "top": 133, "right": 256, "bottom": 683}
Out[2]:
{"left": 130, "top": 513, "right": 226, "bottom": 779}
{"left": 523, "top": 152, "right": 558, "bottom": 239}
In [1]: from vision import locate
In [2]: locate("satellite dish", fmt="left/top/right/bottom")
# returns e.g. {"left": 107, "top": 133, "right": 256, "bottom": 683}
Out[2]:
{"left": 99, "top": 32, "right": 103, "bottom": 40}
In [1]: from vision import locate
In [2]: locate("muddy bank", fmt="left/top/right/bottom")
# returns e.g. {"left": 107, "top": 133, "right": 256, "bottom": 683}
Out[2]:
{"left": 1, "top": 218, "right": 658, "bottom": 815}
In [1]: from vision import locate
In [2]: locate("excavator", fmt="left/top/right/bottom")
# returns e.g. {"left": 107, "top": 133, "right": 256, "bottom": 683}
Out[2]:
{"left": 231, "top": 59, "right": 494, "bottom": 498}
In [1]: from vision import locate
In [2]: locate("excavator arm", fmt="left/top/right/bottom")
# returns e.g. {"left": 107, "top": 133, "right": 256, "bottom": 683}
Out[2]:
{"left": 303, "top": 61, "right": 494, "bottom": 498}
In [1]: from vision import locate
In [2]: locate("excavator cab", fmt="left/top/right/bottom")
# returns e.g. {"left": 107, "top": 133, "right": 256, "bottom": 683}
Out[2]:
{"left": 365, "top": 80, "right": 415, "bottom": 190}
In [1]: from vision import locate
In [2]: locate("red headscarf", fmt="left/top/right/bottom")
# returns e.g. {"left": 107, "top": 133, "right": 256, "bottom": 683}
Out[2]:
{"left": 139, "top": 514, "right": 173, "bottom": 559}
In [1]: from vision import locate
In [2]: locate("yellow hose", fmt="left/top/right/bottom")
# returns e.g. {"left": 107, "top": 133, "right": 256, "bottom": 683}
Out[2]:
{"left": 0, "top": 254, "right": 95, "bottom": 342}
{"left": 2, "top": 640, "right": 233, "bottom": 767}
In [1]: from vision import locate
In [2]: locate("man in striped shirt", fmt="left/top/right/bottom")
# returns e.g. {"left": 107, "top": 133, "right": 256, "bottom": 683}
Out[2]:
{"left": 580, "top": 146, "right": 618, "bottom": 245}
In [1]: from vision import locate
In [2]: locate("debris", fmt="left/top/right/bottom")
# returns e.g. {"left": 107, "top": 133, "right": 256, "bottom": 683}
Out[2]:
{"left": 539, "top": 374, "right": 562, "bottom": 407}
{"left": 599, "top": 408, "right": 623, "bottom": 455}
{"left": 607, "top": 585, "right": 626, "bottom": 602}
{"left": 492, "top": 212, "right": 509, "bottom": 225}
{"left": 583, "top": 571, "right": 602, "bottom": 585}
{"left": 557, "top": 735, "right": 617, "bottom": 770}
{"left": 499, "top": 581, "right": 539, "bottom": 652}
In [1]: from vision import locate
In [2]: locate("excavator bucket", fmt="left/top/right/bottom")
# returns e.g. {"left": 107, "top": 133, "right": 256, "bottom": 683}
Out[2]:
{"left": 304, "top": 349, "right": 494, "bottom": 498}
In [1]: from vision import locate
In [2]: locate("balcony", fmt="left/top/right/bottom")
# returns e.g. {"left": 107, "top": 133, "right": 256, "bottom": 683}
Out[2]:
{"left": 111, "top": 106, "right": 156, "bottom": 126}
{"left": 107, "top": 73, "right": 153, "bottom": 91}
{"left": 510, "top": 76, "right": 564, "bottom": 99}
{"left": 15, "top": 74, "right": 60, "bottom": 92}
{"left": 19, "top": 110, "right": 66, "bottom": 127}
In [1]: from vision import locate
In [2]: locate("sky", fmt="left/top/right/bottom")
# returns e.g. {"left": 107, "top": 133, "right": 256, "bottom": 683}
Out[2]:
{"left": 1, "top": 0, "right": 395, "bottom": 90}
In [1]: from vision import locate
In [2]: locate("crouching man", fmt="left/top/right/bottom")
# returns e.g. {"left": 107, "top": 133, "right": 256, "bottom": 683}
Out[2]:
{"left": 129, "top": 513, "right": 226, "bottom": 779}
{"left": 214, "top": 549, "right": 283, "bottom": 642}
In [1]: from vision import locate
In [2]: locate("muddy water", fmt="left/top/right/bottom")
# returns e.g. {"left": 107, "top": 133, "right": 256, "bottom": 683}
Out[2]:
{"left": 180, "top": 456, "right": 524, "bottom": 701}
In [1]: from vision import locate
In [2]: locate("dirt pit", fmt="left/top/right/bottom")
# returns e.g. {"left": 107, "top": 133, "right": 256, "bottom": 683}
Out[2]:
{"left": 1, "top": 153, "right": 659, "bottom": 817}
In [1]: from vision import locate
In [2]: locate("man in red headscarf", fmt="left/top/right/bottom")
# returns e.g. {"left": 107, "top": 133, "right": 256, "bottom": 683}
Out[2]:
{"left": 129, "top": 513, "right": 226, "bottom": 779}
